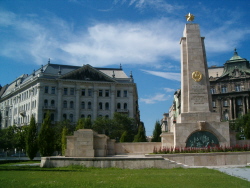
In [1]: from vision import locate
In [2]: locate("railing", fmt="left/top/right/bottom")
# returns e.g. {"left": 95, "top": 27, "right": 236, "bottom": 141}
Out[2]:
{"left": 43, "top": 105, "right": 56, "bottom": 110}
{"left": 116, "top": 109, "right": 129, "bottom": 113}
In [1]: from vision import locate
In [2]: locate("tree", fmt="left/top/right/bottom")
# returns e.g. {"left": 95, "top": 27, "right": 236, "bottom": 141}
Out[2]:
{"left": 26, "top": 115, "right": 38, "bottom": 160}
{"left": 38, "top": 111, "right": 55, "bottom": 156}
{"left": 54, "top": 120, "right": 75, "bottom": 154}
{"left": 76, "top": 117, "right": 92, "bottom": 131}
{"left": 120, "top": 131, "right": 128, "bottom": 142}
{"left": 61, "top": 126, "right": 68, "bottom": 156}
{"left": 235, "top": 112, "right": 250, "bottom": 139}
{"left": 133, "top": 123, "right": 147, "bottom": 142}
{"left": 151, "top": 121, "right": 162, "bottom": 142}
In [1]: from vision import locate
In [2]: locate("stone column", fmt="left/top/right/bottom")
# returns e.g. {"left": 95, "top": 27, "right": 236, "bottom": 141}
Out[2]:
{"left": 243, "top": 96, "right": 246, "bottom": 115}
{"left": 246, "top": 97, "right": 249, "bottom": 113}
{"left": 233, "top": 98, "right": 236, "bottom": 119}
{"left": 229, "top": 97, "right": 233, "bottom": 120}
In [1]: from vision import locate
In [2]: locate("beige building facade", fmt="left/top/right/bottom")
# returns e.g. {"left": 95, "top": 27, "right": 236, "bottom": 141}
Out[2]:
{"left": 0, "top": 63, "right": 140, "bottom": 128}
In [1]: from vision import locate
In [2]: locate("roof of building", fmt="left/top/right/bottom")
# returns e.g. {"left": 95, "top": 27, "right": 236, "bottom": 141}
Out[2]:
{"left": 0, "top": 63, "right": 134, "bottom": 99}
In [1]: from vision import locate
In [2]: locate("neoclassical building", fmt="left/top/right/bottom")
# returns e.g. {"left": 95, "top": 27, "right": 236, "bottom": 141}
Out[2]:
{"left": 209, "top": 50, "right": 250, "bottom": 121}
{"left": 163, "top": 49, "right": 250, "bottom": 131}
{"left": 0, "top": 62, "right": 140, "bottom": 128}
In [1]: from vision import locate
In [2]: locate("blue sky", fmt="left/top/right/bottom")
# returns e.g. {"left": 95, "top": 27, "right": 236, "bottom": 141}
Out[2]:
{"left": 1, "top": 0, "right": 250, "bottom": 136}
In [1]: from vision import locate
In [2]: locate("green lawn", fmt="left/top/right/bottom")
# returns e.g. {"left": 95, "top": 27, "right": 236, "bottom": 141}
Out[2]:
{"left": 0, "top": 163, "right": 249, "bottom": 188}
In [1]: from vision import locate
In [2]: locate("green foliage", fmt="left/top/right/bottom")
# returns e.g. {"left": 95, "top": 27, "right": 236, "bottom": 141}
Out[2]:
{"left": 234, "top": 112, "right": 250, "bottom": 139}
{"left": 38, "top": 111, "right": 55, "bottom": 156}
{"left": 92, "top": 113, "right": 137, "bottom": 142}
{"left": 151, "top": 121, "right": 162, "bottom": 142}
{"left": 133, "top": 123, "right": 147, "bottom": 142}
{"left": 61, "top": 126, "right": 68, "bottom": 156}
{"left": 75, "top": 118, "right": 92, "bottom": 131}
{"left": 120, "top": 131, "right": 128, "bottom": 142}
{"left": 54, "top": 120, "right": 75, "bottom": 154}
{"left": 26, "top": 115, "right": 38, "bottom": 160}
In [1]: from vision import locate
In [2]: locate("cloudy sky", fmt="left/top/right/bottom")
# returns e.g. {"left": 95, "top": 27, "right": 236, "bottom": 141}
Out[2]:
{"left": 1, "top": 0, "right": 250, "bottom": 135}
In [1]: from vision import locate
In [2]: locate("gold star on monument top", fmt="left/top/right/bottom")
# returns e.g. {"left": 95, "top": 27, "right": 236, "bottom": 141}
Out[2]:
{"left": 185, "top": 13, "right": 195, "bottom": 22}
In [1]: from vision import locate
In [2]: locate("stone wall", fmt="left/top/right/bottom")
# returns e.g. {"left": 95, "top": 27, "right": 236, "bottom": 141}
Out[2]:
{"left": 114, "top": 142, "right": 161, "bottom": 155}
{"left": 150, "top": 152, "right": 250, "bottom": 166}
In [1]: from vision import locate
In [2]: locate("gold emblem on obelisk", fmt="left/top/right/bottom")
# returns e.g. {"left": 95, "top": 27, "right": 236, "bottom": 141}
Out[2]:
{"left": 185, "top": 13, "right": 195, "bottom": 22}
{"left": 192, "top": 71, "right": 202, "bottom": 82}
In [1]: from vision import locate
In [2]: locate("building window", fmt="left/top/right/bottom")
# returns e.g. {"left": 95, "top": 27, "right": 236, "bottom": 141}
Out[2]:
{"left": 69, "top": 114, "right": 73, "bottom": 122}
{"left": 99, "top": 90, "right": 103, "bottom": 97}
{"left": 81, "top": 114, "right": 85, "bottom": 118}
{"left": 221, "top": 86, "right": 227, "bottom": 93}
{"left": 51, "top": 100, "right": 55, "bottom": 107}
{"left": 87, "top": 114, "right": 91, "bottom": 119}
{"left": 211, "top": 88, "right": 216, "bottom": 94}
{"left": 88, "top": 89, "right": 92, "bottom": 96}
{"left": 88, "top": 102, "right": 92, "bottom": 109}
{"left": 237, "top": 98, "right": 242, "bottom": 105}
{"left": 117, "top": 90, "right": 121, "bottom": 97}
{"left": 212, "top": 101, "right": 216, "bottom": 108}
{"left": 99, "top": 102, "right": 103, "bottom": 110}
{"left": 105, "top": 90, "right": 109, "bottom": 97}
{"left": 124, "top": 90, "right": 128, "bottom": 97}
{"left": 82, "top": 89, "right": 85, "bottom": 96}
{"left": 51, "top": 113, "right": 55, "bottom": 121}
{"left": 51, "top": 87, "right": 56, "bottom": 94}
{"left": 45, "top": 86, "right": 49, "bottom": 94}
{"left": 223, "top": 100, "right": 228, "bottom": 107}
{"left": 124, "top": 103, "right": 127, "bottom": 110}
{"left": 117, "top": 103, "right": 121, "bottom": 109}
{"left": 63, "top": 114, "right": 67, "bottom": 120}
{"left": 81, "top": 102, "right": 85, "bottom": 109}
{"left": 64, "top": 88, "right": 68, "bottom": 95}
{"left": 44, "top": 99, "right": 48, "bottom": 107}
{"left": 63, "top": 101, "right": 67, "bottom": 108}
{"left": 70, "top": 101, "right": 74, "bottom": 109}
{"left": 105, "top": 102, "right": 109, "bottom": 110}
{"left": 235, "top": 85, "right": 241, "bottom": 92}
{"left": 70, "top": 88, "right": 74, "bottom": 95}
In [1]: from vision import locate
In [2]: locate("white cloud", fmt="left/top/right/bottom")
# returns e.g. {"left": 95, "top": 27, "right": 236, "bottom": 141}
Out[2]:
{"left": 124, "top": 0, "right": 183, "bottom": 13}
{"left": 0, "top": 10, "right": 182, "bottom": 66}
{"left": 140, "top": 93, "right": 171, "bottom": 104}
{"left": 141, "top": 69, "right": 181, "bottom": 81}
{"left": 164, "top": 88, "right": 175, "bottom": 93}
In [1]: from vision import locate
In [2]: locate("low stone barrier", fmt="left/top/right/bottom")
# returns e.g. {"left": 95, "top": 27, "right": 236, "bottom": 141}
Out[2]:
{"left": 146, "top": 152, "right": 250, "bottom": 166}
{"left": 40, "top": 156, "right": 179, "bottom": 169}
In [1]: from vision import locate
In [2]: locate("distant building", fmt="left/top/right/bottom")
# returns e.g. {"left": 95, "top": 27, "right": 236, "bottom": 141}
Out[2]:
{"left": 0, "top": 62, "right": 140, "bottom": 128}
{"left": 164, "top": 49, "right": 250, "bottom": 130}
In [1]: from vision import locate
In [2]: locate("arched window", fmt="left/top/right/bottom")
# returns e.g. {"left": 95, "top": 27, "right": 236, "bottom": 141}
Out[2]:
{"left": 70, "top": 101, "right": 74, "bottom": 109}
{"left": 81, "top": 114, "right": 85, "bottom": 118}
{"left": 88, "top": 102, "right": 92, "bottom": 109}
{"left": 87, "top": 114, "right": 91, "bottom": 119}
{"left": 51, "top": 100, "right": 55, "bottom": 107}
{"left": 81, "top": 102, "right": 85, "bottom": 109}
{"left": 117, "top": 103, "right": 121, "bottom": 109}
{"left": 63, "top": 114, "right": 67, "bottom": 120}
{"left": 99, "top": 102, "right": 102, "bottom": 110}
{"left": 69, "top": 114, "right": 73, "bottom": 122}
{"left": 124, "top": 103, "right": 127, "bottom": 110}
{"left": 105, "top": 102, "right": 109, "bottom": 110}
{"left": 51, "top": 113, "right": 55, "bottom": 121}
{"left": 44, "top": 99, "right": 48, "bottom": 107}
{"left": 63, "top": 101, "right": 67, "bottom": 108}
{"left": 105, "top": 115, "right": 109, "bottom": 119}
